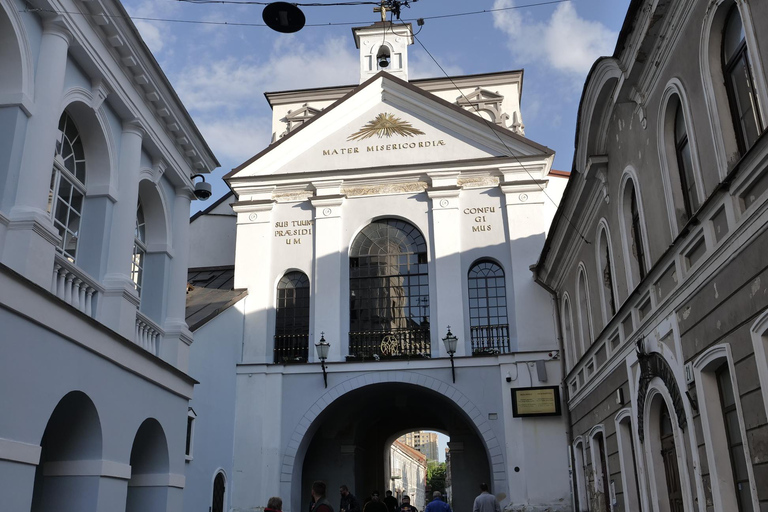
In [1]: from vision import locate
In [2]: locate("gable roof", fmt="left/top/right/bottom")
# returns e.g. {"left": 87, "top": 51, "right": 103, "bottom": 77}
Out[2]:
{"left": 225, "top": 71, "right": 552, "bottom": 180}
{"left": 186, "top": 266, "right": 246, "bottom": 331}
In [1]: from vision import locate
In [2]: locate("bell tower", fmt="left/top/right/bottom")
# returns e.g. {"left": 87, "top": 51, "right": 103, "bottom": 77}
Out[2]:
{"left": 353, "top": 20, "right": 413, "bottom": 83}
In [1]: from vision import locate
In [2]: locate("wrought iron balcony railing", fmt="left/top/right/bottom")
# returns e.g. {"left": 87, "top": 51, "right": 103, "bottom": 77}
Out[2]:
{"left": 470, "top": 324, "right": 510, "bottom": 355}
{"left": 274, "top": 333, "right": 309, "bottom": 363}
{"left": 348, "top": 328, "right": 431, "bottom": 360}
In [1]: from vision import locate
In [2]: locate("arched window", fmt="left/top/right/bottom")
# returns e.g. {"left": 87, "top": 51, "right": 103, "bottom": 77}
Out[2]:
{"left": 275, "top": 271, "right": 310, "bottom": 363}
{"left": 589, "top": 428, "right": 611, "bottom": 511}
{"left": 573, "top": 439, "right": 589, "bottom": 512}
{"left": 723, "top": 5, "right": 762, "bottom": 155}
{"left": 616, "top": 412, "right": 642, "bottom": 511}
{"left": 468, "top": 261, "right": 509, "bottom": 354}
{"left": 576, "top": 267, "right": 593, "bottom": 353}
{"left": 674, "top": 101, "right": 699, "bottom": 218}
{"left": 349, "top": 219, "right": 429, "bottom": 359}
{"left": 212, "top": 471, "right": 226, "bottom": 512}
{"left": 562, "top": 295, "right": 577, "bottom": 367}
{"left": 131, "top": 200, "right": 146, "bottom": 296}
{"left": 597, "top": 226, "right": 617, "bottom": 322}
{"left": 620, "top": 176, "right": 649, "bottom": 294}
{"left": 49, "top": 111, "right": 86, "bottom": 262}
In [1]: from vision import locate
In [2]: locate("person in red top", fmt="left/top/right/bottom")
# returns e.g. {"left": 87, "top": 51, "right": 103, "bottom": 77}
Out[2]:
{"left": 311, "top": 481, "right": 335, "bottom": 512}
{"left": 266, "top": 497, "right": 283, "bottom": 512}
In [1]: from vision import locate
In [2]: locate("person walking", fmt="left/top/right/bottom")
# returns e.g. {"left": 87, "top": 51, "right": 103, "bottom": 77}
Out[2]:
{"left": 472, "top": 484, "right": 500, "bottom": 512}
{"left": 383, "top": 490, "right": 399, "bottom": 512}
{"left": 311, "top": 481, "right": 334, "bottom": 512}
{"left": 424, "top": 491, "right": 451, "bottom": 512}
{"left": 340, "top": 484, "right": 361, "bottom": 512}
{"left": 266, "top": 497, "right": 284, "bottom": 512}
{"left": 363, "top": 491, "right": 389, "bottom": 512}
{"left": 399, "top": 495, "right": 418, "bottom": 512}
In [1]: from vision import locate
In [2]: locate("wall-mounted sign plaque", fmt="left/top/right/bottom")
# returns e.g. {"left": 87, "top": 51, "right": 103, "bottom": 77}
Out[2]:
{"left": 511, "top": 386, "right": 561, "bottom": 417}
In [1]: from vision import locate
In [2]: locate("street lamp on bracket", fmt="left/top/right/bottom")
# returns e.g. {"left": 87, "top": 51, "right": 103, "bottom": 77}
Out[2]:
{"left": 315, "top": 332, "right": 330, "bottom": 388}
{"left": 442, "top": 326, "right": 458, "bottom": 383}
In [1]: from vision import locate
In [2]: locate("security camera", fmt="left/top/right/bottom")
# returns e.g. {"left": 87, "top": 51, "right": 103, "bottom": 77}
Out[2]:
{"left": 191, "top": 174, "right": 212, "bottom": 200}
{"left": 505, "top": 372, "right": 512, "bottom": 383}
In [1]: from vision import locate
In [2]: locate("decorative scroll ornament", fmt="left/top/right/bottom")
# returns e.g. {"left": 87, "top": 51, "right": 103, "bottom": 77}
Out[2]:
{"left": 635, "top": 338, "right": 688, "bottom": 443}
{"left": 380, "top": 334, "right": 400, "bottom": 356}
{"left": 348, "top": 113, "right": 425, "bottom": 141}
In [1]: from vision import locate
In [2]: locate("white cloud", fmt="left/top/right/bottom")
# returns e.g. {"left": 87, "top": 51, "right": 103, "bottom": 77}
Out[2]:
{"left": 174, "top": 37, "right": 358, "bottom": 113}
{"left": 125, "top": 1, "right": 179, "bottom": 55}
{"left": 197, "top": 118, "right": 272, "bottom": 164}
{"left": 492, "top": 0, "right": 616, "bottom": 76}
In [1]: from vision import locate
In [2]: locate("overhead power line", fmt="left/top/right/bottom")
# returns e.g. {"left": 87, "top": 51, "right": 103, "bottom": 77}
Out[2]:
{"left": 21, "top": 0, "right": 572, "bottom": 29}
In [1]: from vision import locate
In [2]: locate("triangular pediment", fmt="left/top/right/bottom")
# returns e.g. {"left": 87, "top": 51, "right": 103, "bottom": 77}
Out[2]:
{"left": 227, "top": 73, "right": 551, "bottom": 180}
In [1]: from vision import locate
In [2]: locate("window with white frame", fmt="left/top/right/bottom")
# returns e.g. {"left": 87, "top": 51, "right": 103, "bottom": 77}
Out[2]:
{"left": 131, "top": 200, "right": 146, "bottom": 296}
{"left": 716, "top": 364, "right": 753, "bottom": 512}
{"left": 573, "top": 439, "right": 589, "bottom": 512}
{"left": 722, "top": 5, "right": 763, "bottom": 156}
{"left": 621, "top": 177, "right": 648, "bottom": 292}
{"left": 185, "top": 408, "right": 196, "bottom": 460}
{"left": 597, "top": 227, "right": 617, "bottom": 320}
{"left": 577, "top": 267, "right": 593, "bottom": 352}
{"left": 673, "top": 101, "right": 699, "bottom": 219}
{"left": 48, "top": 112, "right": 86, "bottom": 262}
{"left": 615, "top": 412, "right": 641, "bottom": 511}
{"left": 694, "top": 348, "right": 756, "bottom": 512}
{"left": 589, "top": 429, "right": 611, "bottom": 511}
{"left": 468, "top": 260, "right": 510, "bottom": 354}
{"left": 562, "top": 295, "right": 577, "bottom": 367}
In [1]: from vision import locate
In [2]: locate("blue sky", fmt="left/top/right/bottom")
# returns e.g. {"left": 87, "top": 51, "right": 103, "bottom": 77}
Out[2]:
{"left": 121, "top": 0, "right": 631, "bottom": 213}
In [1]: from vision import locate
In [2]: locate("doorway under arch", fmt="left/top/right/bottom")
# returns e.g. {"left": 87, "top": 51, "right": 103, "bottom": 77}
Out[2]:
{"left": 298, "top": 382, "right": 492, "bottom": 512}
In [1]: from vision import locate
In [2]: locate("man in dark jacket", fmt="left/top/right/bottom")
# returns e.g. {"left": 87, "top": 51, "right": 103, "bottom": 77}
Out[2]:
{"left": 311, "top": 481, "right": 334, "bottom": 512}
{"left": 399, "top": 495, "right": 418, "bottom": 512}
{"left": 363, "top": 491, "right": 389, "bottom": 512}
{"left": 340, "top": 485, "right": 361, "bottom": 512}
{"left": 383, "top": 490, "right": 398, "bottom": 512}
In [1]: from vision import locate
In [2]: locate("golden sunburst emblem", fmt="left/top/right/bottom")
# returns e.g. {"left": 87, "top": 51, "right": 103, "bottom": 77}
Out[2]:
{"left": 347, "top": 113, "right": 425, "bottom": 141}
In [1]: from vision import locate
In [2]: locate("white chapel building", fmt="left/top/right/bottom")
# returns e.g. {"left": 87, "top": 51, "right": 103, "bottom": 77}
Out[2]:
{"left": 185, "top": 18, "right": 571, "bottom": 512}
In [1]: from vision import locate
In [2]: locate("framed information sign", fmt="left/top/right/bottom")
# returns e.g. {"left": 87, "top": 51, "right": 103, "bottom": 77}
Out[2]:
{"left": 511, "top": 386, "right": 561, "bottom": 417}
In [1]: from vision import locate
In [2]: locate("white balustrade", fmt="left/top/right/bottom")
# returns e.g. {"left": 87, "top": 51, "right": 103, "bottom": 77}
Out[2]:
{"left": 51, "top": 255, "right": 101, "bottom": 317}
{"left": 135, "top": 311, "right": 163, "bottom": 356}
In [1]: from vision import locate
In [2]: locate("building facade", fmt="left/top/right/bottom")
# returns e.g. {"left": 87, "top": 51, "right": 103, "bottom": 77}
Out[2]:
{"left": 533, "top": 0, "right": 768, "bottom": 511}
{"left": 0, "top": 0, "right": 217, "bottom": 510}
{"left": 398, "top": 431, "right": 439, "bottom": 462}
{"left": 185, "top": 18, "right": 571, "bottom": 512}
{"left": 389, "top": 440, "right": 427, "bottom": 506}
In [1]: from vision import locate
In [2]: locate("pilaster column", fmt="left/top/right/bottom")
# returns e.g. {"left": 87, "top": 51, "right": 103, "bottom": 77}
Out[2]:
{"left": 2, "top": 17, "right": 72, "bottom": 286}
{"left": 98, "top": 121, "right": 144, "bottom": 339}
{"left": 161, "top": 189, "right": 194, "bottom": 371}
{"left": 310, "top": 192, "right": 345, "bottom": 362}
{"left": 501, "top": 178, "right": 554, "bottom": 352}
{"left": 234, "top": 200, "right": 275, "bottom": 363}
{"left": 427, "top": 181, "right": 465, "bottom": 357}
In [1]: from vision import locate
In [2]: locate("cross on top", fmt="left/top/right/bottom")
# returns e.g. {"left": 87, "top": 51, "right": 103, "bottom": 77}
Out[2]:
{"left": 373, "top": 1, "right": 388, "bottom": 22}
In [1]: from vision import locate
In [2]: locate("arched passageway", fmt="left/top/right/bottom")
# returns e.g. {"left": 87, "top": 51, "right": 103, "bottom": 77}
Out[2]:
{"left": 31, "top": 391, "right": 103, "bottom": 512}
{"left": 126, "top": 418, "right": 170, "bottom": 512}
{"left": 300, "top": 383, "right": 491, "bottom": 512}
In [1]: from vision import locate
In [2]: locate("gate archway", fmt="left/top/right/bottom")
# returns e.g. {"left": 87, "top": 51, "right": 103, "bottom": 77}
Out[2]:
{"left": 282, "top": 373, "right": 506, "bottom": 512}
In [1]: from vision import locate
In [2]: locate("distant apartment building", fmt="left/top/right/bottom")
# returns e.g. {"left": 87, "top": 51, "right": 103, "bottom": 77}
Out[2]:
{"left": 398, "top": 431, "right": 440, "bottom": 462}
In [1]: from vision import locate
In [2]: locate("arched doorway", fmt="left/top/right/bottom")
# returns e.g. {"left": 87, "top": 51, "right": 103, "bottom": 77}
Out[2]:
{"left": 31, "top": 391, "right": 103, "bottom": 512}
{"left": 126, "top": 418, "right": 170, "bottom": 512}
{"left": 212, "top": 471, "right": 227, "bottom": 512}
{"left": 299, "top": 383, "right": 491, "bottom": 512}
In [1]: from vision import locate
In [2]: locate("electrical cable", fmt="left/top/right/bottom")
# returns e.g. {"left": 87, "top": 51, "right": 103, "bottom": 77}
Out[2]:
{"left": 393, "top": 16, "right": 591, "bottom": 245}
{"left": 20, "top": 0, "right": 574, "bottom": 29}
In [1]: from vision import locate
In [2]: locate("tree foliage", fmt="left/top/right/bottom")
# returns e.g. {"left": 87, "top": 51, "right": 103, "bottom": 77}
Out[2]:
{"left": 426, "top": 461, "right": 446, "bottom": 494}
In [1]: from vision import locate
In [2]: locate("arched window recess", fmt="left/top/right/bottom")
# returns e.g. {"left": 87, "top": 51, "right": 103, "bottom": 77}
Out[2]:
{"left": 275, "top": 271, "right": 310, "bottom": 363}
{"left": 349, "top": 219, "right": 430, "bottom": 360}
{"left": 468, "top": 260, "right": 510, "bottom": 355}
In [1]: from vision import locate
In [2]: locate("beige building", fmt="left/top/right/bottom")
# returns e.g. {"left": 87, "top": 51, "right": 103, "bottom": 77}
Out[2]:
{"left": 398, "top": 431, "right": 440, "bottom": 462}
